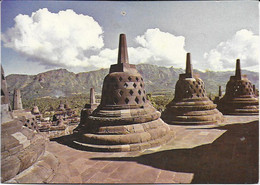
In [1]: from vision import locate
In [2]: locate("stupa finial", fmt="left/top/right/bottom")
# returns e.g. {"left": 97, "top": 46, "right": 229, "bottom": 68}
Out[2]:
{"left": 90, "top": 88, "right": 96, "bottom": 104}
{"left": 117, "top": 34, "right": 129, "bottom": 64}
{"left": 219, "top": 86, "right": 222, "bottom": 97}
{"left": 185, "top": 53, "right": 193, "bottom": 78}
{"left": 235, "top": 59, "right": 242, "bottom": 79}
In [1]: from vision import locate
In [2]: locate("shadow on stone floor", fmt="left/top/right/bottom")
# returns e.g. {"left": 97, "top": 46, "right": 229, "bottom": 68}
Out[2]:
{"left": 51, "top": 134, "right": 98, "bottom": 152}
{"left": 89, "top": 120, "right": 259, "bottom": 184}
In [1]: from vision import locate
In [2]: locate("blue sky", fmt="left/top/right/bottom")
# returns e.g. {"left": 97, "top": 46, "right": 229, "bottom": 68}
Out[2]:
{"left": 1, "top": 1, "right": 259, "bottom": 75}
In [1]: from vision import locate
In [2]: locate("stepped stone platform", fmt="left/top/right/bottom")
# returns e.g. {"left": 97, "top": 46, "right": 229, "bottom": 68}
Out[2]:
{"left": 16, "top": 115, "right": 257, "bottom": 184}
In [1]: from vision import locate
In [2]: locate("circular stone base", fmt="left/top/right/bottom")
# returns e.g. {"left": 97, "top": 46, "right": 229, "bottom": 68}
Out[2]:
{"left": 73, "top": 132, "right": 173, "bottom": 152}
{"left": 164, "top": 119, "right": 219, "bottom": 125}
{"left": 73, "top": 118, "right": 173, "bottom": 152}
{"left": 218, "top": 97, "right": 259, "bottom": 116}
{"left": 162, "top": 99, "right": 224, "bottom": 125}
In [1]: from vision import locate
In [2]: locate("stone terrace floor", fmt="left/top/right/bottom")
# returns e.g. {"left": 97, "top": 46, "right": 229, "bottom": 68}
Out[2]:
{"left": 47, "top": 115, "right": 259, "bottom": 184}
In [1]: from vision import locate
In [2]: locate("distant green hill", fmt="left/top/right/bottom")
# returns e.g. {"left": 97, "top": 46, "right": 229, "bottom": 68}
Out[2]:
{"left": 6, "top": 64, "right": 259, "bottom": 100}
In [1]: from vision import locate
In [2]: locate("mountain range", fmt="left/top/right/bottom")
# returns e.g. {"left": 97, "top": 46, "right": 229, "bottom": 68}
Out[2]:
{"left": 6, "top": 64, "right": 259, "bottom": 100}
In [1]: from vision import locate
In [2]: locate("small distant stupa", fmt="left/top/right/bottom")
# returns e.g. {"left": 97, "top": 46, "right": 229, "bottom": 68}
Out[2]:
{"left": 217, "top": 59, "right": 259, "bottom": 115}
{"left": 57, "top": 101, "right": 65, "bottom": 111}
{"left": 31, "top": 105, "right": 40, "bottom": 115}
{"left": 13, "top": 89, "right": 23, "bottom": 110}
{"left": 213, "top": 86, "right": 223, "bottom": 104}
{"left": 64, "top": 101, "right": 71, "bottom": 110}
{"left": 162, "top": 53, "right": 224, "bottom": 125}
{"left": 11, "top": 88, "right": 38, "bottom": 131}
{"left": 79, "top": 88, "right": 99, "bottom": 126}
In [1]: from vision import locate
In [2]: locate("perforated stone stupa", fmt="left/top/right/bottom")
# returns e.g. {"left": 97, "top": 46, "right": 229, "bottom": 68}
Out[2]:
{"left": 217, "top": 59, "right": 259, "bottom": 115}
{"left": 162, "top": 53, "right": 224, "bottom": 125}
{"left": 74, "top": 34, "right": 172, "bottom": 152}
{"left": 52, "top": 101, "right": 79, "bottom": 124}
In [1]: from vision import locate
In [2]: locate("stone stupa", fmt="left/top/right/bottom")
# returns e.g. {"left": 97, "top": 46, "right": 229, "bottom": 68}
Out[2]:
{"left": 74, "top": 34, "right": 173, "bottom": 152}
{"left": 217, "top": 59, "right": 259, "bottom": 115}
{"left": 213, "top": 86, "right": 223, "bottom": 104}
{"left": 57, "top": 101, "right": 65, "bottom": 111}
{"left": 13, "top": 89, "right": 23, "bottom": 110}
{"left": 11, "top": 88, "right": 38, "bottom": 131}
{"left": 162, "top": 53, "right": 224, "bottom": 125}
{"left": 79, "top": 87, "right": 99, "bottom": 126}
{"left": 31, "top": 106, "right": 40, "bottom": 115}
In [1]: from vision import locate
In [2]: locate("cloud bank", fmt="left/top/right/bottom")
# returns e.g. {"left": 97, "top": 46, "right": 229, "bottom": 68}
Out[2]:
{"left": 204, "top": 29, "right": 259, "bottom": 71}
{"left": 2, "top": 9, "right": 187, "bottom": 70}
{"left": 2, "top": 8, "right": 104, "bottom": 68}
{"left": 2, "top": 9, "right": 258, "bottom": 72}
{"left": 87, "top": 28, "right": 187, "bottom": 69}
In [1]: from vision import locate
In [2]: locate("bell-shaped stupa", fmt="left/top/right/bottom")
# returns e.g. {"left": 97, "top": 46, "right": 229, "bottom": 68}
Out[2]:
{"left": 57, "top": 101, "right": 65, "bottom": 111}
{"left": 162, "top": 53, "right": 224, "bottom": 125}
{"left": 74, "top": 34, "right": 173, "bottom": 152}
{"left": 79, "top": 88, "right": 99, "bottom": 126}
{"left": 31, "top": 105, "right": 40, "bottom": 114}
{"left": 217, "top": 59, "right": 259, "bottom": 115}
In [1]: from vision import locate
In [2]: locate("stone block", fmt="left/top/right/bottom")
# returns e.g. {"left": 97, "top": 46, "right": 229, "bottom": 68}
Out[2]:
{"left": 1, "top": 155, "right": 21, "bottom": 182}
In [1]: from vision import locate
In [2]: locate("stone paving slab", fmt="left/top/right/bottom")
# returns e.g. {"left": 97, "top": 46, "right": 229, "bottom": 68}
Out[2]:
{"left": 44, "top": 115, "right": 259, "bottom": 183}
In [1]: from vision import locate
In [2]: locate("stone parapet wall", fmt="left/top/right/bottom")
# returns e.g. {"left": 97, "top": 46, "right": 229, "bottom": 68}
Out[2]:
{"left": 1, "top": 119, "right": 47, "bottom": 182}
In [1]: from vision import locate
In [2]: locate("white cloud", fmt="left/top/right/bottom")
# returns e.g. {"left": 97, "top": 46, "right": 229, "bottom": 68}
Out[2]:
{"left": 82, "top": 28, "right": 188, "bottom": 70}
{"left": 2, "top": 8, "right": 104, "bottom": 68}
{"left": 2, "top": 9, "right": 259, "bottom": 73}
{"left": 204, "top": 29, "right": 259, "bottom": 71}
{"left": 88, "top": 48, "right": 117, "bottom": 69}
{"left": 133, "top": 28, "right": 187, "bottom": 68}
{"left": 87, "top": 28, "right": 187, "bottom": 69}
{"left": 3, "top": 10, "right": 187, "bottom": 70}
